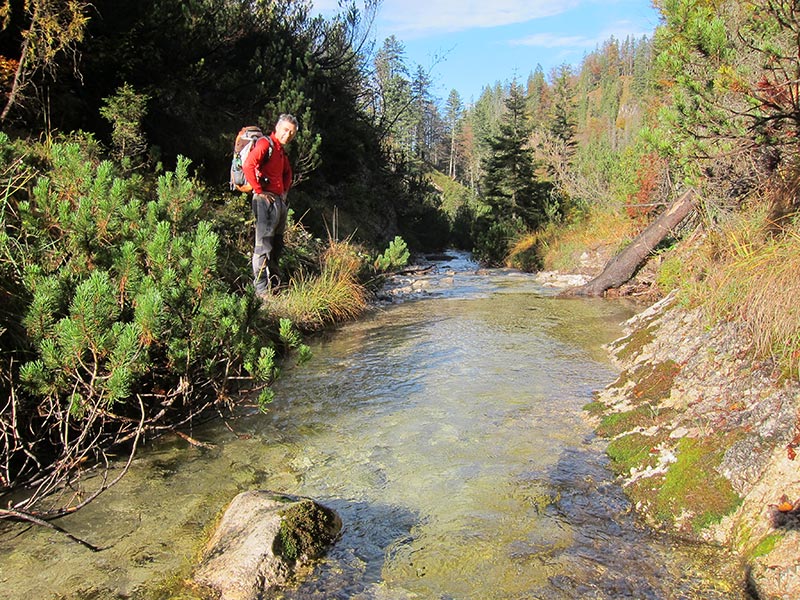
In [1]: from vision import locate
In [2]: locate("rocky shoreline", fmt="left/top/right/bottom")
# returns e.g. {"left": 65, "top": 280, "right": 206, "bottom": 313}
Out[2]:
{"left": 591, "top": 291, "right": 800, "bottom": 600}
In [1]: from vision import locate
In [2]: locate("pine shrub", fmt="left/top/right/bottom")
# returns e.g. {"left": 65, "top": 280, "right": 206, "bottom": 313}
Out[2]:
{"left": 0, "top": 132, "right": 280, "bottom": 490}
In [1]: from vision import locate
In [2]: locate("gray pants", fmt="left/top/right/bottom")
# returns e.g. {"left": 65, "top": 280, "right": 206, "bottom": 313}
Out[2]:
{"left": 252, "top": 193, "right": 288, "bottom": 293}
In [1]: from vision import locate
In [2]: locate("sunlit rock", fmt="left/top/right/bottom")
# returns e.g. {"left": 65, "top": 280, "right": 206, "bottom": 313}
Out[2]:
{"left": 193, "top": 490, "right": 341, "bottom": 600}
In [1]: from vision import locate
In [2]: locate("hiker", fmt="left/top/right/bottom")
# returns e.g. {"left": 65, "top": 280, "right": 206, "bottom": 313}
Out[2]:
{"left": 242, "top": 113, "right": 298, "bottom": 295}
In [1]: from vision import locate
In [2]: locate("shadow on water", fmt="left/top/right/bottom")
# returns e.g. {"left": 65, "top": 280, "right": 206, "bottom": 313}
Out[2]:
{"left": 270, "top": 439, "right": 750, "bottom": 600}
{"left": 534, "top": 441, "right": 749, "bottom": 599}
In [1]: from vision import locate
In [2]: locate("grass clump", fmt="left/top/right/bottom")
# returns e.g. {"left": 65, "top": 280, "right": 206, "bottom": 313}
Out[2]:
{"left": 538, "top": 205, "right": 638, "bottom": 272}
{"left": 705, "top": 220, "right": 800, "bottom": 379}
{"left": 505, "top": 232, "right": 544, "bottom": 272}
{"left": 669, "top": 202, "right": 800, "bottom": 380}
{"left": 263, "top": 238, "right": 369, "bottom": 332}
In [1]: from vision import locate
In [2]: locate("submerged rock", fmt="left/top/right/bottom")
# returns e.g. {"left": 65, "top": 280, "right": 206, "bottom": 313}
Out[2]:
{"left": 193, "top": 490, "right": 341, "bottom": 600}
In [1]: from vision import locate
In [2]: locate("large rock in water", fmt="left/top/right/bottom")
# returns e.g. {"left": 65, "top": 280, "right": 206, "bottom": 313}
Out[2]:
{"left": 193, "top": 490, "right": 342, "bottom": 600}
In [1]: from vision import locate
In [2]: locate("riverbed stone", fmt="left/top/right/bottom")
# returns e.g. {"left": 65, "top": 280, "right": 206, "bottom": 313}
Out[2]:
{"left": 193, "top": 490, "right": 341, "bottom": 600}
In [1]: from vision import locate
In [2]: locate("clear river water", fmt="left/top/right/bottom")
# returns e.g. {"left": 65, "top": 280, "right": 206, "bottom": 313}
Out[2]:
{"left": 0, "top": 254, "right": 749, "bottom": 599}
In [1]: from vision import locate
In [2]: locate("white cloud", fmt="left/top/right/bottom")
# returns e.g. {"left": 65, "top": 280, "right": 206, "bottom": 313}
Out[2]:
{"left": 510, "top": 33, "right": 589, "bottom": 48}
{"left": 374, "top": 0, "right": 580, "bottom": 38}
{"left": 509, "top": 19, "right": 652, "bottom": 50}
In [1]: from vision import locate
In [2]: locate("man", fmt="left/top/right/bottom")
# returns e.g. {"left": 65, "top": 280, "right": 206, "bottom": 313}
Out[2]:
{"left": 242, "top": 113, "right": 298, "bottom": 295}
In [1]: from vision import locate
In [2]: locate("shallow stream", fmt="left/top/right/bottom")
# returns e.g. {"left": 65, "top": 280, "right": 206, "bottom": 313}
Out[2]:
{"left": 0, "top": 255, "right": 748, "bottom": 599}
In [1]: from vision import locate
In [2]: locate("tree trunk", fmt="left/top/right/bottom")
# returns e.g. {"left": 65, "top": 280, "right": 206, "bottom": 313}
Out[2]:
{"left": 564, "top": 188, "right": 697, "bottom": 297}
{"left": 1, "top": 30, "right": 31, "bottom": 122}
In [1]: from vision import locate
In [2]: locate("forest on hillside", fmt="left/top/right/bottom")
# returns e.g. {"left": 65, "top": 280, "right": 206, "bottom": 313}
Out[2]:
{"left": 1, "top": 0, "right": 799, "bottom": 527}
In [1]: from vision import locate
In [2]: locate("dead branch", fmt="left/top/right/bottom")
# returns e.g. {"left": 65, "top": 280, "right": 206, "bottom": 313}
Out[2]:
{"left": 0, "top": 395, "right": 146, "bottom": 549}
{"left": 0, "top": 507, "right": 102, "bottom": 552}
{"left": 174, "top": 430, "right": 216, "bottom": 449}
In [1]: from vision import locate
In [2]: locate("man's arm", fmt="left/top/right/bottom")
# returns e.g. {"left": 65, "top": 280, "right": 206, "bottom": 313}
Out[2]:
{"left": 282, "top": 157, "right": 293, "bottom": 196}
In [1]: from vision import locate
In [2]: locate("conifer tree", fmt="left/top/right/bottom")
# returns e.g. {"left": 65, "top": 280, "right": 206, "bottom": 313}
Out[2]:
{"left": 548, "top": 65, "right": 578, "bottom": 153}
{"left": 445, "top": 89, "right": 463, "bottom": 179}
{"left": 410, "top": 64, "right": 436, "bottom": 159}
{"left": 373, "top": 35, "right": 413, "bottom": 149}
{"left": 526, "top": 65, "right": 550, "bottom": 130}
{"left": 482, "top": 81, "right": 549, "bottom": 229}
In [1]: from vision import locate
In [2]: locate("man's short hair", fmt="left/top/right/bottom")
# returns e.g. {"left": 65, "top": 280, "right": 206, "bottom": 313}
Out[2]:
{"left": 277, "top": 113, "right": 299, "bottom": 130}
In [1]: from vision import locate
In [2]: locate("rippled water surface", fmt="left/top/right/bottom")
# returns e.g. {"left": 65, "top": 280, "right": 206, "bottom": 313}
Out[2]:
{"left": 0, "top": 256, "right": 748, "bottom": 599}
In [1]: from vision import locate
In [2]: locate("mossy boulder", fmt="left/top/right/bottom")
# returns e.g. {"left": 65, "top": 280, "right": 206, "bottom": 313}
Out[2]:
{"left": 193, "top": 490, "right": 341, "bottom": 600}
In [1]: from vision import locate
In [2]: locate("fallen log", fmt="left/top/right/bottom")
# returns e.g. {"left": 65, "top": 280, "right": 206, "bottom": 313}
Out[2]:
{"left": 563, "top": 188, "right": 697, "bottom": 297}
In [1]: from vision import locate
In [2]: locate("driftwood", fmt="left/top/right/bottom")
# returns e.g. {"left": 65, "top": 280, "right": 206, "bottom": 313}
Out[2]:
{"left": 564, "top": 189, "right": 697, "bottom": 297}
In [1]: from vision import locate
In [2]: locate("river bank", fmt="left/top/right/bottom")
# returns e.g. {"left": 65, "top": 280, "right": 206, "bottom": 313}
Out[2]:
{"left": 381, "top": 251, "right": 799, "bottom": 599}
{"left": 591, "top": 291, "right": 800, "bottom": 600}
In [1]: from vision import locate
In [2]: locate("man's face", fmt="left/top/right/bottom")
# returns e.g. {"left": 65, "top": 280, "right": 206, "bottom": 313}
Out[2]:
{"left": 276, "top": 120, "right": 297, "bottom": 145}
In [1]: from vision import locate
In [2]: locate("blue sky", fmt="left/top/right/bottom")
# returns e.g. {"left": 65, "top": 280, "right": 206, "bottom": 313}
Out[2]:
{"left": 313, "top": 0, "right": 662, "bottom": 104}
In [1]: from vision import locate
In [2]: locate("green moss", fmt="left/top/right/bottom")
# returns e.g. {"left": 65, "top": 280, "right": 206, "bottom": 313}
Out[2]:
{"left": 612, "top": 323, "right": 657, "bottom": 362}
{"left": 596, "top": 404, "right": 677, "bottom": 438}
{"left": 606, "top": 434, "right": 741, "bottom": 535}
{"left": 608, "top": 368, "right": 632, "bottom": 390}
{"left": 273, "top": 499, "right": 339, "bottom": 562}
{"left": 606, "top": 432, "right": 658, "bottom": 475}
{"left": 582, "top": 400, "right": 607, "bottom": 416}
{"left": 598, "top": 407, "right": 648, "bottom": 437}
{"left": 654, "top": 437, "right": 741, "bottom": 532}
{"left": 749, "top": 532, "right": 783, "bottom": 559}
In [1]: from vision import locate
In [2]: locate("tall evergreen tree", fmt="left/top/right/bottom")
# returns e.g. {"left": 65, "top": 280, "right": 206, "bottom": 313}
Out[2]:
{"left": 526, "top": 65, "right": 550, "bottom": 130}
{"left": 373, "top": 34, "right": 413, "bottom": 149}
{"left": 548, "top": 64, "right": 577, "bottom": 152}
{"left": 445, "top": 89, "right": 463, "bottom": 179}
{"left": 482, "top": 81, "right": 549, "bottom": 229}
{"left": 410, "top": 64, "right": 435, "bottom": 158}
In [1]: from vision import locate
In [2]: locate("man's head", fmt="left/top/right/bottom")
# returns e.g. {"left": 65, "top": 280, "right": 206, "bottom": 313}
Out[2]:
{"left": 275, "top": 114, "right": 298, "bottom": 145}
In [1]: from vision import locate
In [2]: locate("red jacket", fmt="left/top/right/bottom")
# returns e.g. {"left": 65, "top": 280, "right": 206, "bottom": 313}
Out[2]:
{"left": 242, "top": 133, "right": 293, "bottom": 196}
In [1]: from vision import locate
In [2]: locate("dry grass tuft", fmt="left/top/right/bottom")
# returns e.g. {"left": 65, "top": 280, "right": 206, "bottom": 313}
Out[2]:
{"left": 652, "top": 198, "right": 800, "bottom": 378}
{"left": 700, "top": 208, "right": 800, "bottom": 378}
{"left": 263, "top": 238, "right": 369, "bottom": 331}
{"left": 505, "top": 232, "right": 543, "bottom": 271}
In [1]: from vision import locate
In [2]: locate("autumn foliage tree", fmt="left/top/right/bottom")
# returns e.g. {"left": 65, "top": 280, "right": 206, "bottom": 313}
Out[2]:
{"left": 0, "top": 0, "right": 91, "bottom": 121}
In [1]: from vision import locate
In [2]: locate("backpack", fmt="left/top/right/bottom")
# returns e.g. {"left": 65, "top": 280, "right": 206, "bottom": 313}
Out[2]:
{"left": 230, "top": 126, "right": 273, "bottom": 192}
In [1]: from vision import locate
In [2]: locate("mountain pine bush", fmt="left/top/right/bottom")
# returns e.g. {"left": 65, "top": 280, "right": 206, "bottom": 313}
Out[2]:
{"left": 0, "top": 132, "right": 283, "bottom": 492}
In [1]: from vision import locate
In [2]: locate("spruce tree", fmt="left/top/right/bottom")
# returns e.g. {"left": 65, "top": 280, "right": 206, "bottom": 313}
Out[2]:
{"left": 548, "top": 65, "right": 578, "bottom": 154}
{"left": 482, "top": 81, "right": 549, "bottom": 230}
